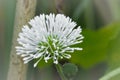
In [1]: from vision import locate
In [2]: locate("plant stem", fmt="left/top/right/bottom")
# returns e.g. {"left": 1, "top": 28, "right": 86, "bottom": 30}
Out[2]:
{"left": 55, "top": 64, "right": 67, "bottom": 80}
{"left": 7, "top": 0, "right": 36, "bottom": 80}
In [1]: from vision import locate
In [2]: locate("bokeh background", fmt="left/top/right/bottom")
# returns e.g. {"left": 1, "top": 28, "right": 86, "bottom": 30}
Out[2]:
{"left": 0, "top": 0, "right": 120, "bottom": 80}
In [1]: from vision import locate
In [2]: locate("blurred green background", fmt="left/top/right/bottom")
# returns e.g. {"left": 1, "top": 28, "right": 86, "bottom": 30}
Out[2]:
{"left": 0, "top": 0, "right": 120, "bottom": 80}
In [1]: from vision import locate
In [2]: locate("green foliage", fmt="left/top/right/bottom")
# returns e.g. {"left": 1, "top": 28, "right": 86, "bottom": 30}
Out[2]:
{"left": 70, "top": 22, "right": 120, "bottom": 69}
{"left": 107, "top": 30, "right": 120, "bottom": 71}
{"left": 101, "top": 23, "right": 120, "bottom": 80}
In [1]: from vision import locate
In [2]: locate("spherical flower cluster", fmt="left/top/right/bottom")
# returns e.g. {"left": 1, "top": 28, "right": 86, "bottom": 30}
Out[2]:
{"left": 16, "top": 14, "right": 84, "bottom": 67}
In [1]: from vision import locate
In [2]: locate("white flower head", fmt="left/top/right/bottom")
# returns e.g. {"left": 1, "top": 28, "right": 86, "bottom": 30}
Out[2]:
{"left": 16, "top": 13, "right": 84, "bottom": 67}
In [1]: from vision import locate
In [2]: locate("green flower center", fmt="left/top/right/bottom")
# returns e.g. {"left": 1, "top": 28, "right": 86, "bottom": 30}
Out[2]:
{"left": 38, "top": 35, "right": 63, "bottom": 56}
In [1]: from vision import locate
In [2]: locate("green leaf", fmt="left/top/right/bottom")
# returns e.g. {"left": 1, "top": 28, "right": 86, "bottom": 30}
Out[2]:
{"left": 70, "top": 22, "right": 120, "bottom": 69}
{"left": 62, "top": 63, "right": 78, "bottom": 78}
{"left": 107, "top": 31, "right": 120, "bottom": 71}
{"left": 103, "top": 24, "right": 120, "bottom": 80}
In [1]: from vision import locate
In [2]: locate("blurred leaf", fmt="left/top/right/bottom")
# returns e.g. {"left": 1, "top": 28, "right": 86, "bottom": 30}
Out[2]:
{"left": 62, "top": 63, "right": 78, "bottom": 78}
{"left": 107, "top": 30, "right": 120, "bottom": 71}
{"left": 3, "top": 0, "right": 16, "bottom": 80}
{"left": 70, "top": 22, "right": 120, "bottom": 69}
{"left": 73, "top": 0, "right": 90, "bottom": 20}
{"left": 84, "top": 1, "right": 95, "bottom": 29}
{"left": 5, "top": 0, "right": 16, "bottom": 53}
{"left": 102, "top": 24, "right": 120, "bottom": 80}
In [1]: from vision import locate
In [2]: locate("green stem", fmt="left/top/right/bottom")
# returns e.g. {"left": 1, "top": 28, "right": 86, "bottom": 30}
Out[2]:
{"left": 55, "top": 64, "right": 67, "bottom": 80}
{"left": 99, "top": 67, "right": 120, "bottom": 80}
